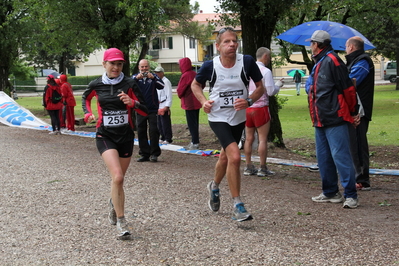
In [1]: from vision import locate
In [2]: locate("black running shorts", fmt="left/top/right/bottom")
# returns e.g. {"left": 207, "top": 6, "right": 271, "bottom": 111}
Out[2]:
{"left": 96, "top": 137, "right": 134, "bottom": 158}
{"left": 209, "top": 121, "right": 245, "bottom": 150}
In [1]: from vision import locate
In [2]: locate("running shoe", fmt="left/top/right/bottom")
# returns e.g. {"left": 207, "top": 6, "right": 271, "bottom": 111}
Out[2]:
{"left": 232, "top": 203, "right": 253, "bottom": 222}
{"left": 108, "top": 199, "right": 117, "bottom": 225}
{"left": 257, "top": 166, "right": 275, "bottom": 177}
{"left": 343, "top": 198, "right": 359, "bottom": 209}
{"left": 117, "top": 217, "right": 131, "bottom": 238}
{"left": 185, "top": 143, "right": 199, "bottom": 150}
{"left": 308, "top": 165, "right": 319, "bottom": 172}
{"left": 243, "top": 164, "right": 257, "bottom": 176}
{"left": 207, "top": 181, "right": 220, "bottom": 212}
{"left": 311, "top": 192, "right": 344, "bottom": 203}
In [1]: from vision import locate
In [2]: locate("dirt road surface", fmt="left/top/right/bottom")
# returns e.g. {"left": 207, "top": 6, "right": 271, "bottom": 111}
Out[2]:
{"left": 1, "top": 124, "right": 398, "bottom": 265}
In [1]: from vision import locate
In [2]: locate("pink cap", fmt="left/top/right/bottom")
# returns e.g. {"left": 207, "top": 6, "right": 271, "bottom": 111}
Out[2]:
{"left": 47, "top": 75, "right": 55, "bottom": 80}
{"left": 103, "top": 48, "right": 125, "bottom": 62}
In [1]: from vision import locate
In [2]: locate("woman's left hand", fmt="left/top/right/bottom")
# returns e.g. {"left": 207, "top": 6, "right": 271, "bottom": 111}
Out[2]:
{"left": 118, "top": 91, "right": 133, "bottom": 106}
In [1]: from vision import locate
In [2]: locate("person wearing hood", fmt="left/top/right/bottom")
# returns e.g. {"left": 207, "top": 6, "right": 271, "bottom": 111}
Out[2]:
{"left": 177, "top": 57, "right": 202, "bottom": 150}
{"left": 55, "top": 78, "right": 66, "bottom": 129}
{"left": 60, "top": 74, "right": 76, "bottom": 132}
{"left": 43, "top": 75, "right": 63, "bottom": 135}
{"left": 306, "top": 30, "right": 359, "bottom": 209}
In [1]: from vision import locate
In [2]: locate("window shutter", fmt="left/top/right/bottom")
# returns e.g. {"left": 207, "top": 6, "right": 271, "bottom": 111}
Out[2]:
{"left": 168, "top": 37, "right": 173, "bottom": 49}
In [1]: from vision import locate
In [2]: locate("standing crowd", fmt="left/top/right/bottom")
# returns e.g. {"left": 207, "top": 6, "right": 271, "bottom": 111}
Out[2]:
{"left": 42, "top": 27, "right": 374, "bottom": 239}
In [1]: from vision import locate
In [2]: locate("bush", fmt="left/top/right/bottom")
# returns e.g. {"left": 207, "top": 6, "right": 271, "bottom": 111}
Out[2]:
{"left": 165, "top": 72, "right": 182, "bottom": 86}
{"left": 14, "top": 79, "right": 36, "bottom": 92}
{"left": 15, "top": 73, "right": 183, "bottom": 92}
{"left": 68, "top": 75, "right": 101, "bottom": 90}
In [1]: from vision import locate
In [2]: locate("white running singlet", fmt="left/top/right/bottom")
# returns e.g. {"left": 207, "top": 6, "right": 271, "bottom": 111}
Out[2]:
{"left": 209, "top": 54, "right": 248, "bottom": 126}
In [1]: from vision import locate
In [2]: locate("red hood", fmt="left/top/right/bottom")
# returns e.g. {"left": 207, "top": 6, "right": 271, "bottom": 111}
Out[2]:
{"left": 60, "top": 74, "right": 68, "bottom": 83}
{"left": 179, "top": 57, "right": 192, "bottom": 74}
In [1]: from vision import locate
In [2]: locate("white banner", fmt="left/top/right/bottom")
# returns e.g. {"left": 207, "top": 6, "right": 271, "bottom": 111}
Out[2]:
{"left": 0, "top": 91, "right": 50, "bottom": 130}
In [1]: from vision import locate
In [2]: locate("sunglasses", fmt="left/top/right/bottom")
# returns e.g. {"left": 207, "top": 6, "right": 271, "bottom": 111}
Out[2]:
{"left": 217, "top": 27, "right": 235, "bottom": 36}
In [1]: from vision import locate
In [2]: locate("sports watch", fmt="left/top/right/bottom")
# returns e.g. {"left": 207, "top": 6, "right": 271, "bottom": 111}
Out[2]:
{"left": 246, "top": 98, "right": 253, "bottom": 107}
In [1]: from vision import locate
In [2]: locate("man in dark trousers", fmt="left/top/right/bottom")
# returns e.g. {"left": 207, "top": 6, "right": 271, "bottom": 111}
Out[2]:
{"left": 132, "top": 59, "right": 164, "bottom": 162}
{"left": 345, "top": 36, "right": 375, "bottom": 191}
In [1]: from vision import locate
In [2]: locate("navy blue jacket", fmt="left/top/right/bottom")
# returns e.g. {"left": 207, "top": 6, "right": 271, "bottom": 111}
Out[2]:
{"left": 132, "top": 73, "right": 164, "bottom": 113}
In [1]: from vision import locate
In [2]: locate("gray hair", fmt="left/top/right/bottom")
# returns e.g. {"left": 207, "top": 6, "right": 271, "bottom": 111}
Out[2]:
{"left": 256, "top": 47, "right": 271, "bottom": 60}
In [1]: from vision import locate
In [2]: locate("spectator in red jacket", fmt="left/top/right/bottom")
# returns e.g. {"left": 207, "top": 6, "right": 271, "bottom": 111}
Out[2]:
{"left": 43, "top": 75, "right": 63, "bottom": 135}
{"left": 177, "top": 57, "right": 202, "bottom": 150}
{"left": 55, "top": 78, "right": 66, "bottom": 129}
{"left": 60, "top": 74, "right": 76, "bottom": 132}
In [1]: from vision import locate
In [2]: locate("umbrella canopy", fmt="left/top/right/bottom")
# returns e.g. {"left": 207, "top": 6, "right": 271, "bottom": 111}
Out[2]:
{"left": 287, "top": 69, "right": 305, "bottom": 77}
{"left": 276, "top": 21, "right": 375, "bottom": 51}
{"left": 41, "top": 69, "right": 61, "bottom": 78}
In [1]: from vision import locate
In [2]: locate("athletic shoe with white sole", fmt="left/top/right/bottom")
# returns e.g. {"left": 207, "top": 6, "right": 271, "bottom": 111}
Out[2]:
{"left": 207, "top": 181, "right": 220, "bottom": 212}
{"left": 108, "top": 199, "right": 117, "bottom": 225}
{"left": 243, "top": 164, "right": 257, "bottom": 176}
{"left": 311, "top": 192, "right": 344, "bottom": 203}
{"left": 232, "top": 203, "right": 253, "bottom": 222}
{"left": 116, "top": 217, "right": 131, "bottom": 239}
{"left": 343, "top": 197, "right": 359, "bottom": 209}
{"left": 257, "top": 167, "right": 275, "bottom": 177}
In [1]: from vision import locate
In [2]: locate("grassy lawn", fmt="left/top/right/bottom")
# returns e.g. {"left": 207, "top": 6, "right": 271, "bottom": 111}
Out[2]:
{"left": 16, "top": 84, "right": 398, "bottom": 146}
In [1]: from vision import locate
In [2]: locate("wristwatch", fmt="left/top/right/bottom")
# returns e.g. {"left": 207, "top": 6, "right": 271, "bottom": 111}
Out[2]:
{"left": 246, "top": 98, "right": 253, "bottom": 107}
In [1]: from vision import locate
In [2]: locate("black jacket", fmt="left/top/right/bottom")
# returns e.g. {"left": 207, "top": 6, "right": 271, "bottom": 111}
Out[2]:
{"left": 82, "top": 76, "right": 147, "bottom": 143}
{"left": 345, "top": 49, "right": 375, "bottom": 121}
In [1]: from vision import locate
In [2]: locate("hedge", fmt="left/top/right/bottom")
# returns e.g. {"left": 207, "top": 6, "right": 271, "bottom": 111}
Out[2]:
{"left": 15, "top": 72, "right": 184, "bottom": 92}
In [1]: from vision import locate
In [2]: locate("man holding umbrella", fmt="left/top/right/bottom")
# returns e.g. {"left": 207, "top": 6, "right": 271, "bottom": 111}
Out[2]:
{"left": 306, "top": 30, "right": 359, "bottom": 208}
{"left": 293, "top": 70, "right": 302, "bottom": 96}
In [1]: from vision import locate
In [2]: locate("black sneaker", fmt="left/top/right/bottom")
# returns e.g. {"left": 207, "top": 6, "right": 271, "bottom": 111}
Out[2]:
{"left": 137, "top": 156, "right": 149, "bottom": 162}
{"left": 207, "top": 181, "right": 220, "bottom": 212}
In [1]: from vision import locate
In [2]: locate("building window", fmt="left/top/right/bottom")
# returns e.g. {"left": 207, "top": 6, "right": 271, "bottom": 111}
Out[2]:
{"left": 189, "top": 37, "right": 196, "bottom": 49}
{"left": 161, "top": 37, "right": 173, "bottom": 49}
{"left": 152, "top": 38, "right": 160, "bottom": 50}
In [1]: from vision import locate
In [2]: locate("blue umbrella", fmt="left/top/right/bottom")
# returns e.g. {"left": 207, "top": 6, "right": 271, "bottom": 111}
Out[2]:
{"left": 276, "top": 21, "right": 375, "bottom": 50}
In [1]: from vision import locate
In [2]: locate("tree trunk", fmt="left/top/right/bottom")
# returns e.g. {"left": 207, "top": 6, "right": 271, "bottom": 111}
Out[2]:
{"left": 396, "top": 52, "right": 399, "bottom": 90}
{"left": 239, "top": 5, "right": 285, "bottom": 148}
{"left": 132, "top": 42, "right": 149, "bottom": 75}
{"left": 0, "top": 66, "right": 11, "bottom": 93}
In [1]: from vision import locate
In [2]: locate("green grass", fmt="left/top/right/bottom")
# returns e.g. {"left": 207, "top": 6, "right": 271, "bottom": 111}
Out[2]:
{"left": 16, "top": 85, "right": 399, "bottom": 146}
{"left": 277, "top": 85, "right": 399, "bottom": 146}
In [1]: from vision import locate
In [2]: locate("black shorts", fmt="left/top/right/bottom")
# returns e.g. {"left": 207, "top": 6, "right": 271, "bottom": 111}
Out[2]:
{"left": 209, "top": 121, "right": 245, "bottom": 150}
{"left": 96, "top": 137, "right": 134, "bottom": 158}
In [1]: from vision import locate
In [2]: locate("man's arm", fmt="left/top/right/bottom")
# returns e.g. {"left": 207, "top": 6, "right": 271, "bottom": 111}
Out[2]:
{"left": 164, "top": 79, "right": 173, "bottom": 108}
{"left": 192, "top": 78, "right": 213, "bottom": 114}
{"left": 349, "top": 60, "right": 370, "bottom": 86}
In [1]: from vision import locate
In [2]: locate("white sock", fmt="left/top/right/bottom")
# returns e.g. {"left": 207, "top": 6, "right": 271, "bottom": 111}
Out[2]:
{"left": 233, "top": 197, "right": 242, "bottom": 206}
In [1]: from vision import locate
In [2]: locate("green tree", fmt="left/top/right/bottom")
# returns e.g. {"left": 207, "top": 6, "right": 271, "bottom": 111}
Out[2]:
{"left": 216, "top": 0, "right": 296, "bottom": 147}
{"left": 0, "top": 1, "right": 35, "bottom": 93}
{"left": 31, "top": 0, "right": 212, "bottom": 76}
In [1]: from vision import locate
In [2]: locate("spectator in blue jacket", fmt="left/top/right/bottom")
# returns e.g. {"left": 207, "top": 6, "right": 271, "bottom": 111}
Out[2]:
{"left": 132, "top": 59, "right": 164, "bottom": 162}
{"left": 345, "top": 36, "right": 375, "bottom": 191}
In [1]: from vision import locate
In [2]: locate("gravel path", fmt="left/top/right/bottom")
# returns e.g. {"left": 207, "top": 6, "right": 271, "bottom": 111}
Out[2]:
{"left": 1, "top": 125, "right": 398, "bottom": 265}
